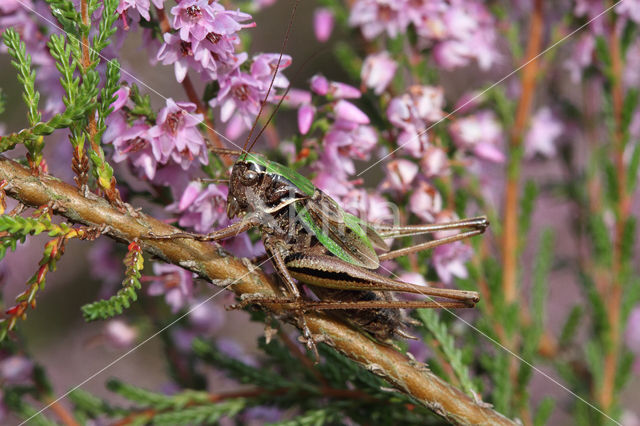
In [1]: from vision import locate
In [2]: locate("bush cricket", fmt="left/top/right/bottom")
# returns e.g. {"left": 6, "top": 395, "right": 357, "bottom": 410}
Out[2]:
{"left": 150, "top": 1, "right": 489, "bottom": 355}
{"left": 151, "top": 147, "right": 488, "bottom": 352}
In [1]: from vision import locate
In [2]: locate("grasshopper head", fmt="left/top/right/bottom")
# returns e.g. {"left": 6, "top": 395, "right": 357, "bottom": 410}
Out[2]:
{"left": 227, "top": 160, "right": 264, "bottom": 219}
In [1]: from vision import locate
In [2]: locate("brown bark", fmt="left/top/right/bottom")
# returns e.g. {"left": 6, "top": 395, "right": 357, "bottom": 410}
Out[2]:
{"left": 0, "top": 156, "right": 515, "bottom": 425}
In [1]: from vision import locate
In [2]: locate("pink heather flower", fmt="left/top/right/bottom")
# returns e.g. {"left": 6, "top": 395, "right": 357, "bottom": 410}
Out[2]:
{"left": 0, "top": 356, "right": 33, "bottom": 385}
{"left": 223, "top": 232, "right": 266, "bottom": 259}
{"left": 283, "top": 88, "right": 312, "bottom": 107}
{"left": 223, "top": 114, "right": 248, "bottom": 140}
{"left": 148, "top": 263, "right": 195, "bottom": 313}
{"left": 117, "top": 0, "right": 151, "bottom": 22}
{"left": 250, "top": 53, "right": 292, "bottom": 97}
{"left": 329, "top": 81, "right": 361, "bottom": 99}
{"left": 624, "top": 40, "right": 640, "bottom": 89}
{"left": 154, "top": 163, "right": 193, "bottom": 197}
{"left": 313, "top": 171, "right": 352, "bottom": 199}
{"left": 104, "top": 320, "right": 138, "bottom": 348}
{"left": 396, "top": 127, "right": 429, "bottom": 158}
{"left": 564, "top": 34, "right": 595, "bottom": 84}
{"left": 311, "top": 75, "right": 360, "bottom": 99}
{"left": 388, "top": 86, "right": 444, "bottom": 127}
{"left": 172, "top": 0, "right": 253, "bottom": 42}
{"left": 157, "top": 33, "right": 210, "bottom": 82}
{"left": 320, "top": 122, "right": 377, "bottom": 176}
{"left": 314, "top": 8, "right": 334, "bottom": 42}
{"left": 474, "top": 142, "right": 506, "bottom": 163}
{"left": 188, "top": 300, "right": 225, "bottom": 334}
{"left": 574, "top": 0, "right": 606, "bottom": 34}
{"left": 361, "top": 51, "right": 397, "bottom": 95}
{"left": 432, "top": 211, "right": 462, "bottom": 240}
{"left": 625, "top": 306, "right": 640, "bottom": 372}
{"left": 196, "top": 34, "right": 245, "bottom": 76}
{"left": 409, "top": 181, "right": 443, "bottom": 222}
{"left": 432, "top": 241, "right": 473, "bottom": 284}
{"left": 616, "top": 0, "right": 640, "bottom": 24}
{"left": 524, "top": 107, "right": 563, "bottom": 159}
{"left": 104, "top": 116, "right": 158, "bottom": 180}
{"left": 333, "top": 100, "right": 370, "bottom": 124}
{"left": 622, "top": 412, "right": 640, "bottom": 426}
{"left": 169, "top": 182, "right": 229, "bottom": 233}
{"left": 110, "top": 86, "right": 130, "bottom": 111}
{"left": 310, "top": 74, "right": 329, "bottom": 95}
{"left": 420, "top": 146, "right": 449, "bottom": 178}
{"left": 449, "top": 110, "right": 505, "bottom": 163}
{"left": 0, "top": 0, "right": 32, "bottom": 14}
{"left": 349, "top": 0, "right": 410, "bottom": 40}
{"left": 298, "top": 104, "right": 315, "bottom": 134}
{"left": 212, "top": 70, "right": 264, "bottom": 128}
{"left": 147, "top": 99, "right": 208, "bottom": 169}
{"left": 409, "top": 0, "right": 499, "bottom": 70}
{"left": 387, "top": 86, "right": 444, "bottom": 157}
{"left": 342, "top": 189, "right": 395, "bottom": 224}
{"left": 103, "top": 86, "right": 157, "bottom": 180}
{"left": 432, "top": 40, "right": 471, "bottom": 70}
{"left": 381, "top": 159, "right": 419, "bottom": 193}
{"left": 410, "top": 85, "right": 444, "bottom": 123}
{"left": 172, "top": 0, "right": 216, "bottom": 41}
{"left": 453, "top": 91, "right": 483, "bottom": 114}
{"left": 387, "top": 96, "right": 414, "bottom": 128}
{"left": 396, "top": 271, "right": 429, "bottom": 302}
{"left": 398, "top": 271, "right": 428, "bottom": 287}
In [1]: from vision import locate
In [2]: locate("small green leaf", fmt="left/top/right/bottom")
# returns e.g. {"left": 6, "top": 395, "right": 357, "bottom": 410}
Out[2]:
{"left": 559, "top": 305, "right": 583, "bottom": 347}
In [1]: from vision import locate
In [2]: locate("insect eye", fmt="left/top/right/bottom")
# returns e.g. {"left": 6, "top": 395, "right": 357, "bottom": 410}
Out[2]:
{"left": 242, "top": 169, "right": 259, "bottom": 184}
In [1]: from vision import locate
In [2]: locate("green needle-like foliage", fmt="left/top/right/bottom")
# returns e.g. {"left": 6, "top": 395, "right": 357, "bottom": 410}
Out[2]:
{"left": 82, "top": 242, "right": 144, "bottom": 321}
{"left": 417, "top": 309, "right": 479, "bottom": 398}
{"left": 3, "top": 28, "right": 40, "bottom": 126}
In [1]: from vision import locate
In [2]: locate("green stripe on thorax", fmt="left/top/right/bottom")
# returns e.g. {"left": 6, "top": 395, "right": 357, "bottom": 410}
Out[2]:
{"left": 244, "top": 153, "right": 316, "bottom": 196}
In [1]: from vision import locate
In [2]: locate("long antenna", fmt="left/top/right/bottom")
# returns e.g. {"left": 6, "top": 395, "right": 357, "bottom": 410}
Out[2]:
{"left": 242, "top": 0, "right": 300, "bottom": 157}
{"left": 246, "top": 47, "right": 330, "bottom": 155}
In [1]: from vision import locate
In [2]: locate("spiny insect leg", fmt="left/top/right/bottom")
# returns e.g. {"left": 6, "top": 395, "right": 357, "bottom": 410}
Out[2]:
{"left": 378, "top": 228, "right": 485, "bottom": 261}
{"left": 241, "top": 299, "right": 476, "bottom": 311}
{"left": 146, "top": 215, "right": 260, "bottom": 241}
{"left": 265, "top": 239, "right": 320, "bottom": 359}
{"left": 372, "top": 216, "right": 489, "bottom": 238}
{"left": 286, "top": 253, "right": 479, "bottom": 303}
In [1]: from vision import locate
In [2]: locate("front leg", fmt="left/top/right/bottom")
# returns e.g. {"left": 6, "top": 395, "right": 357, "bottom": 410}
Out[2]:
{"left": 261, "top": 239, "right": 321, "bottom": 358}
{"left": 146, "top": 214, "right": 261, "bottom": 242}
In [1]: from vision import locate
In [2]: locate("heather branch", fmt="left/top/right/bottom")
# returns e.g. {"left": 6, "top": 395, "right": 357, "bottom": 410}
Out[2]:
{"left": 3, "top": 27, "right": 43, "bottom": 172}
{"left": 79, "top": 0, "right": 123, "bottom": 204}
{"left": 0, "top": 156, "right": 515, "bottom": 426}
{"left": 0, "top": 94, "right": 95, "bottom": 153}
{"left": 0, "top": 217, "right": 102, "bottom": 339}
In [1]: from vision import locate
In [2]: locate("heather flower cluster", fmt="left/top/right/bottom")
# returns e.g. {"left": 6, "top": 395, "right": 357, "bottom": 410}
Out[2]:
{"left": 296, "top": 74, "right": 390, "bottom": 223}
{"left": 154, "top": 0, "right": 292, "bottom": 137}
{"left": 104, "top": 88, "right": 207, "bottom": 189}
{"left": 349, "top": 0, "right": 500, "bottom": 70}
